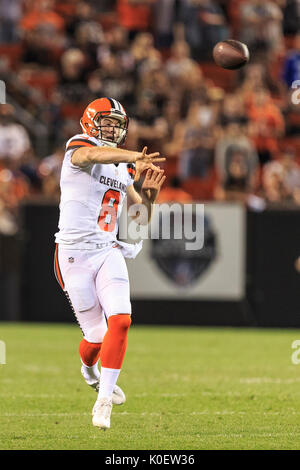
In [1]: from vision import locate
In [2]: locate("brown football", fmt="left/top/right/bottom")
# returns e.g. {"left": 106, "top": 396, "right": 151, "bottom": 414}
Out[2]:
{"left": 213, "top": 40, "right": 250, "bottom": 70}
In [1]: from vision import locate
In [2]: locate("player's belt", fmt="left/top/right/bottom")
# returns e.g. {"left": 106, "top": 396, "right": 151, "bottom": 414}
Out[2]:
{"left": 58, "top": 242, "right": 115, "bottom": 250}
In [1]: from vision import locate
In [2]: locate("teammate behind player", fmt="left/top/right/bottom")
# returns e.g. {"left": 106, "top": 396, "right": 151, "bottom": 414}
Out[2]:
{"left": 54, "top": 97, "right": 166, "bottom": 429}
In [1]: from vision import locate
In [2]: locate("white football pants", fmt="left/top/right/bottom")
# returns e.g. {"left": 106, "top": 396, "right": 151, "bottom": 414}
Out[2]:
{"left": 54, "top": 244, "right": 132, "bottom": 343}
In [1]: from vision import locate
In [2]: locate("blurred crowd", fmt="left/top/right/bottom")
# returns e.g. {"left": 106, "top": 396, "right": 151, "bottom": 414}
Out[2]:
{"left": 0, "top": 0, "right": 300, "bottom": 234}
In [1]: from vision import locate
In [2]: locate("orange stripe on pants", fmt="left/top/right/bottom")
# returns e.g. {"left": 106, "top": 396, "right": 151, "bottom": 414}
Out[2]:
{"left": 54, "top": 244, "right": 65, "bottom": 290}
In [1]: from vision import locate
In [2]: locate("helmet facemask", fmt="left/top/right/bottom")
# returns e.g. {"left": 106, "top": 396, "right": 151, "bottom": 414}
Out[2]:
{"left": 88, "top": 111, "right": 128, "bottom": 146}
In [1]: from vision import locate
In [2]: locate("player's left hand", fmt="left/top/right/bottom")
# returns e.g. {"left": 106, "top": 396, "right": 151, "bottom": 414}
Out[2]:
{"left": 141, "top": 168, "right": 166, "bottom": 203}
{"left": 135, "top": 159, "right": 164, "bottom": 182}
{"left": 134, "top": 146, "right": 166, "bottom": 183}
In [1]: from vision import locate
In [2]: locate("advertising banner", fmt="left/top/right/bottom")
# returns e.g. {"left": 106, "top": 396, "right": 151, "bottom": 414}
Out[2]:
{"left": 125, "top": 202, "right": 246, "bottom": 300}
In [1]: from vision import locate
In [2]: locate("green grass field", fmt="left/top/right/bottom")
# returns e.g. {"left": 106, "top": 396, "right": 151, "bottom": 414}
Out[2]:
{"left": 1, "top": 322, "right": 300, "bottom": 450}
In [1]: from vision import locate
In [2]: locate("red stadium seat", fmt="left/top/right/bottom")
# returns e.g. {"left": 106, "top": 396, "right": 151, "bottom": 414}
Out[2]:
{"left": 287, "top": 112, "right": 300, "bottom": 128}
{"left": 279, "top": 137, "right": 300, "bottom": 161}
{"left": 200, "top": 63, "right": 237, "bottom": 91}
{"left": 228, "top": 0, "right": 246, "bottom": 38}
{"left": 21, "top": 69, "right": 58, "bottom": 99}
{"left": 60, "top": 102, "right": 86, "bottom": 119}
{"left": 97, "top": 12, "right": 118, "bottom": 31}
{"left": 181, "top": 169, "right": 217, "bottom": 201}
{"left": 284, "top": 35, "right": 296, "bottom": 51}
{"left": 0, "top": 44, "right": 22, "bottom": 69}
{"left": 163, "top": 157, "right": 178, "bottom": 180}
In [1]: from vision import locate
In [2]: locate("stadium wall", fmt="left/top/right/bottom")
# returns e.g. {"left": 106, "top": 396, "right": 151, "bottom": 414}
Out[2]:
{"left": 0, "top": 203, "right": 299, "bottom": 327}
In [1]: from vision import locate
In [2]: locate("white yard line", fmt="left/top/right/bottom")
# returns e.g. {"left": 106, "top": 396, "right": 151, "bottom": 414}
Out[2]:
{"left": 240, "top": 377, "right": 300, "bottom": 384}
{"left": 1, "top": 410, "right": 300, "bottom": 417}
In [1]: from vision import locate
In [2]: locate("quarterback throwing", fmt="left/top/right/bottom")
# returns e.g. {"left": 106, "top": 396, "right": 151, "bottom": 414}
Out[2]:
{"left": 54, "top": 97, "right": 166, "bottom": 429}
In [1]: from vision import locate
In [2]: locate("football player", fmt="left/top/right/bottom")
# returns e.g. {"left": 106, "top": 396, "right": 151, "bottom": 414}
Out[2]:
{"left": 54, "top": 97, "right": 166, "bottom": 429}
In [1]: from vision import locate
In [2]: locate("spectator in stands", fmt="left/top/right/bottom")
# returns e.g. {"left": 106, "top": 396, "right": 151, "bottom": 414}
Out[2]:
{"left": 0, "top": 165, "right": 30, "bottom": 206}
{"left": 86, "top": 69, "right": 104, "bottom": 101}
{"left": 93, "top": 54, "right": 135, "bottom": 108}
{"left": 160, "top": 100, "right": 182, "bottom": 151}
{"left": 74, "top": 21, "right": 104, "bottom": 70}
{"left": 117, "top": 0, "right": 157, "bottom": 40}
{"left": 157, "top": 176, "right": 193, "bottom": 203}
{"left": 240, "top": 64, "right": 268, "bottom": 99}
{"left": 238, "top": 0, "right": 284, "bottom": 59}
{"left": 239, "top": 63, "right": 284, "bottom": 109}
{"left": 89, "top": 0, "right": 117, "bottom": 13}
{"left": 64, "top": 2, "right": 105, "bottom": 71}
{"left": 58, "top": 48, "right": 89, "bottom": 102}
{"left": 0, "top": 0, "right": 21, "bottom": 43}
{"left": 247, "top": 87, "right": 285, "bottom": 164}
{"left": 0, "top": 104, "right": 31, "bottom": 161}
{"left": 97, "top": 26, "right": 134, "bottom": 74}
{"left": 177, "top": 62, "right": 208, "bottom": 113}
{"left": 66, "top": 1, "right": 96, "bottom": 38}
{"left": 153, "top": 0, "right": 176, "bottom": 49}
{"left": 262, "top": 147, "right": 300, "bottom": 204}
{"left": 176, "top": 99, "right": 216, "bottom": 180}
{"left": 214, "top": 146, "right": 257, "bottom": 203}
{"left": 130, "top": 31, "right": 160, "bottom": 71}
{"left": 41, "top": 172, "right": 60, "bottom": 200}
{"left": 38, "top": 164, "right": 61, "bottom": 201}
{"left": 22, "top": 23, "right": 65, "bottom": 67}
{"left": 138, "top": 56, "right": 171, "bottom": 113}
{"left": 131, "top": 92, "right": 168, "bottom": 153}
{"left": 38, "top": 143, "right": 64, "bottom": 182}
{"left": 219, "top": 93, "right": 248, "bottom": 127}
{"left": 0, "top": 162, "right": 30, "bottom": 234}
{"left": 58, "top": 117, "right": 80, "bottom": 140}
{"left": 282, "top": 32, "right": 300, "bottom": 87}
{"left": 122, "top": 117, "right": 139, "bottom": 150}
{"left": 0, "top": 199, "right": 18, "bottom": 235}
{"left": 20, "top": 0, "right": 65, "bottom": 33}
{"left": 178, "top": 0, "right": 229, "bottom": 61}
{"left": 165, "top": 40, "right": 199, "bottom": 86}
{"left": 134, "top": 90, "right": 159, "bottom": 126}
{"left": 215, "top": 121, "right": 259, "bottom": 195}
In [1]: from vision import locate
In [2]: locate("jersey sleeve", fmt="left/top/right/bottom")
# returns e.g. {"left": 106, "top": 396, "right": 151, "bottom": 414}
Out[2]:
{"left": 126, "top": 163, "right": 136, "bottom": 187}
{"left": 66, "top": 135, "right": 98, "bottom": 152}
{"left": 64, "top": 134, "right": 98, "bottom": 169}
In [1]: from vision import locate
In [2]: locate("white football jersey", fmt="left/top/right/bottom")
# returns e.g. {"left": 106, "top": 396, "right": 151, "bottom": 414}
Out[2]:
{"left": 55, "top": 133, "right": 136, "bottom": 246}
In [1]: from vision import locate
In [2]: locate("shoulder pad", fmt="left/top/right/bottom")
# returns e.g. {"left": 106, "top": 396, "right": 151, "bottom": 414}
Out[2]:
{"left": 65, "top": 134, "right": 98, "bottom": 152}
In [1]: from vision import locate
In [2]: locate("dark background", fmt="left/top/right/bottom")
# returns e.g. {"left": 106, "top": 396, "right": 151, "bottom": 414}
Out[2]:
{"left": 1, "top": 202, "right": 298, "bottom": 328}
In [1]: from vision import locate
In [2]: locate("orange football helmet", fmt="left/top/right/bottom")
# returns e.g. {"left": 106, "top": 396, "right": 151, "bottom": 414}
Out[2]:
{"left": 80, "top": 97, "right": 128, "bottom": 145}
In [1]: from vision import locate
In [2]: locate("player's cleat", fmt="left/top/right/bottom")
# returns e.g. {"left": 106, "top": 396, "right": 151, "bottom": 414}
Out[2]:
{"left": 81, "top": 365, "right": 99, "bottom": 390}
{"left": 92, "top": 397, "right": 113, "bottom": 429}
{"left": 81, "top": 365, "right": 126, "bottom": 405}
{"left": 110, "top": 383, "right": 126, "bottom": 405}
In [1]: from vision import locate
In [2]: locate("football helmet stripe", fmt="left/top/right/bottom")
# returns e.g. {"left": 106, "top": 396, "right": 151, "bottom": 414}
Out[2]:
{"left": 112, "top": 98, "right": 121, "bottom": 111}
{"left": 107, "top": 97, "right": 115, "bottom": 110}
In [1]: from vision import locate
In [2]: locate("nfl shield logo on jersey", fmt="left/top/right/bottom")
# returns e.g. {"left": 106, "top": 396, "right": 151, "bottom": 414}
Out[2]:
{"left": 68, "top": 257, "right": 74, "bottom": 263}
